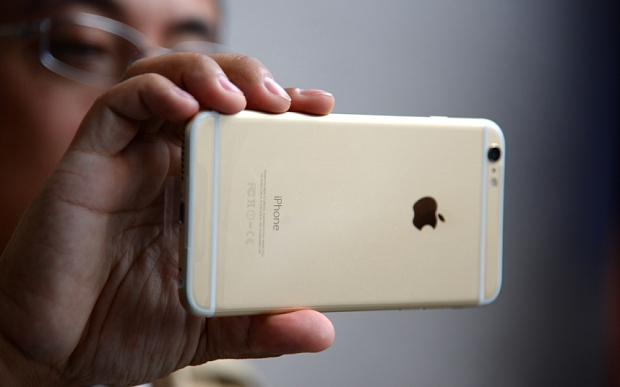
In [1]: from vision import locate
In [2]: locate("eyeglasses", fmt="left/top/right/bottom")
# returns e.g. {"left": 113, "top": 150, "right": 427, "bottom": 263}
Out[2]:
{"left": 0, "top": 12, "right": 231, "bottom": 87}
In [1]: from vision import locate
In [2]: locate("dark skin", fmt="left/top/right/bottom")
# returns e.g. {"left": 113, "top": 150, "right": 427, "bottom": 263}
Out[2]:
{"left": 0, "top": 1, "right": 336, "bottom": 386}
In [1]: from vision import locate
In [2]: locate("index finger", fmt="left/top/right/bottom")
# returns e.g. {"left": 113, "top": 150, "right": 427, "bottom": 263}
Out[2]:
{"left": 123, "top": 53, "right": 247, "bottom": 114}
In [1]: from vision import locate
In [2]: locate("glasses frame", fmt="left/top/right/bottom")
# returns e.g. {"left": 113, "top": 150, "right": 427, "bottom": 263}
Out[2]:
{"left": 0, "top": 12, "right": 232, "bottom": 87}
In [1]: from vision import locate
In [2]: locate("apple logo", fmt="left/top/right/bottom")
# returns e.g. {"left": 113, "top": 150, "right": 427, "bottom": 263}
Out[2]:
{"left": 412, "top": 196, "right": 445, "bottom": 230}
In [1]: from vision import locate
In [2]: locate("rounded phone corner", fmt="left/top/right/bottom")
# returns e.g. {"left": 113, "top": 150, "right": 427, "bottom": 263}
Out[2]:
{"left": 178, "top": 247, "right": 216, "bottom": 317}
{"left": 186, "top": 111, "right": 220, "bottom": 133}
{"left": 179, "top": 283, "right": 216, "bottom": 317}
{"left": 483, "top": 119, "right": 506, "bottom": 148}
{"left": 479, "top": 271, "right": 503, "bottom": 306}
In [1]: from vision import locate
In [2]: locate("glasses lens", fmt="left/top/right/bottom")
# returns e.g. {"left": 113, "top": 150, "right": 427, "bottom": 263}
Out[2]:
{"left": 46, "top": 21, "right": 139, "bottom": 79}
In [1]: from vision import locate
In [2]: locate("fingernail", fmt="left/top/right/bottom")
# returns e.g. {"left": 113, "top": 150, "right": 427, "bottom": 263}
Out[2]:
{"left": 219, "top": 75, "right": 244, "bottom": 95}
{"left": 299, "top": 88, "right": 333, "bottom": 97}
{"left": 173, "top": 87, "right": 194, "bottom": 100}
{"left": 264, "top": 77, "right": 291, "bottom": 101}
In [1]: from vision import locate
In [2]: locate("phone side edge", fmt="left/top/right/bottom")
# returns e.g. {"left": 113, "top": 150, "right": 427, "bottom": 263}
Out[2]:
{"left": 480, "top": 119, "right": 505, "bottom": 305}
{"left": 179, "top": 111, "right": 220, "bottom": 317}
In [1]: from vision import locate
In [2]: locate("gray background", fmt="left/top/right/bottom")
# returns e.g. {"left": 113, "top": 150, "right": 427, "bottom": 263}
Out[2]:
{"left": 222, "top": 2, "right": 619, "bottom": 386}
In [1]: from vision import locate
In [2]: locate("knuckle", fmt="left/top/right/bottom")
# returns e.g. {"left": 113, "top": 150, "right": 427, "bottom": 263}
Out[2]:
{"left": 187, "top": 53, "right": 219, "bottom": 74}
{"left": 123, "top": 53, "right": 219, "bottom": 81}
{"left": 236, "top": 55, "right": 268, "bottom": 74}
{"left": 213, "top": 54, "right": 269, "bottom": 80}
{"left": 122, "top": 58, "right": 146, "bottom": 80}
{"left": 132, "top": 73, "right": 166, "bottom": 90}
{"left": 106, "top": 73, "right": 169, "bottom": 104}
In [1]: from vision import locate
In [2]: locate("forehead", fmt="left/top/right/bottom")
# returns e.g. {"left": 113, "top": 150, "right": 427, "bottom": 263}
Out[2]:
{"left": 1, "top": 0, "right": 219, "bottom": 39}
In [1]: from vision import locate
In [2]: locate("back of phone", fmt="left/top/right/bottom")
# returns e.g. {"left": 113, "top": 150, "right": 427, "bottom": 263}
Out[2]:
{"left": 179, "top": 111, "right": 505, "bottom": 317}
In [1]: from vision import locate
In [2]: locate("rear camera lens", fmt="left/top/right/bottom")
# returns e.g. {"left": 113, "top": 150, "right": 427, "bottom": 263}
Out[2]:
{"left": 488, "top": 146, "right": 501, "bottom": 162}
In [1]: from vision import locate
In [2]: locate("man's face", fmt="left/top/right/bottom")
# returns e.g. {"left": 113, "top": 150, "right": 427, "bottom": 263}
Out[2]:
{"left": 0, "top": 0, "right": 219, "bottom": 249}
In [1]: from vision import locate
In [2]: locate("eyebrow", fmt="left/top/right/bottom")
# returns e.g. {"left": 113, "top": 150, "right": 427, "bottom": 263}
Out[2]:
{"left": 168, "top": 19, "right": 217, "bottom": 41}
{"left": 26, "top": 0, "right": 122, "bottom": 17}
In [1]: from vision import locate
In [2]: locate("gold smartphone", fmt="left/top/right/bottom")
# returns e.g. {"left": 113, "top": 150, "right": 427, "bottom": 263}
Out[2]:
{"left": 178, "top": 111, "right": 505, "bottom": 317}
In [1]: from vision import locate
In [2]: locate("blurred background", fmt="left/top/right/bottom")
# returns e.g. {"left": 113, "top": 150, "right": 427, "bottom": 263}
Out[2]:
{"left": 220, "top": 2, "right": 620, "bottom": 386}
